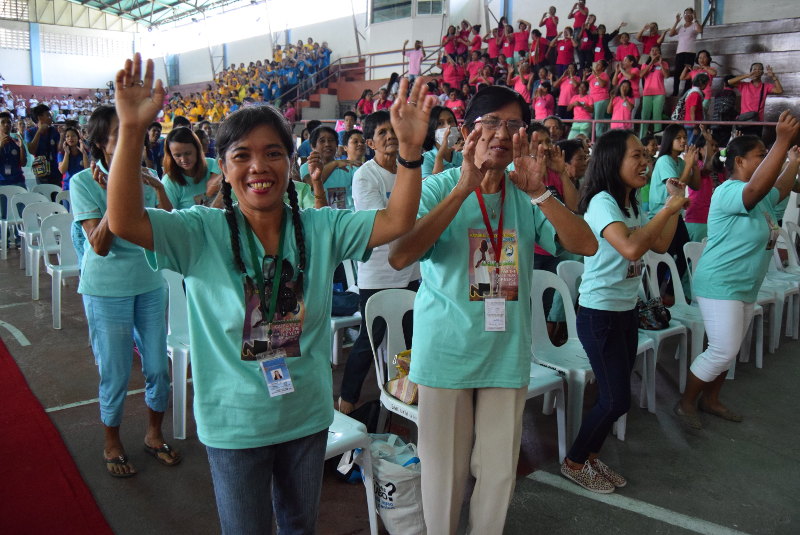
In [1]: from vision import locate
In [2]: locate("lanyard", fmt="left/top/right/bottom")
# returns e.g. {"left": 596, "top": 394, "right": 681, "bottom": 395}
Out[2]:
{"left": 474, "top": 179, "right": 506, "bottom": 291}
{"left": 244, "top": 211, "right": 286, "bottom": 340}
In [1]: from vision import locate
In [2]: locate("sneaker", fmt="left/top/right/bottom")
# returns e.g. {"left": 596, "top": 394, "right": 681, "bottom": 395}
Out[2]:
{"left": 560, "top": 460, "right": 615, "bottom": 494}
{"left": 589, "top": 458, "right": 627, "bottom": 488}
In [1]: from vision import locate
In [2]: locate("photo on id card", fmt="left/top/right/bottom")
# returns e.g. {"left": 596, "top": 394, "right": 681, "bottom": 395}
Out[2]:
{"left": 241, "top": 274, "right": 305, "bottom": 361}
{"left": 468, "top": 228, "right": 519, "bottom": 301}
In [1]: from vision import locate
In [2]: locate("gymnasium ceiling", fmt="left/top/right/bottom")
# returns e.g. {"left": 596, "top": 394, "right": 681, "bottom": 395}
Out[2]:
{"left": 66, "top": 0, "right": 250, "bottom": 27}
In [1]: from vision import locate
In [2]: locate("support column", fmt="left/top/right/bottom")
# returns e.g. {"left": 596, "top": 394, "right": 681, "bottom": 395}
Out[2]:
{"left": 29, "top": 22, "right": 42, "bottom": 86}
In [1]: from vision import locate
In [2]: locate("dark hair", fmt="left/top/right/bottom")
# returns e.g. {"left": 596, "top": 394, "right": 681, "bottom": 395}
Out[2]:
{"left": 362, "top": 110, "right": 391, "bottom": 140}
{"left": 148, "top": 121, "right": 162, "bottom": 132}
{"left": 86, "top": 105, "right": 117, "bottom": 167}
{"left": 692, "top": 72, "right": 710, "bottom": 88}
{"left": 543, "top": 115, "right": 563, "bottom": 128}
{"left": 309, "top": 125, "right": 337, "bottom": 148}
{"left": 463, "top": 85, "right": 531, "bottom": 130}
{"left": 641, "top": 135, "right": 656, "bottom": 147}
{"left": 215, "top": 105, "right": 304, "bottom": 293}
{"left": 342, "top": 129, "right": 364, "bottom": 146}
{"left": 658, "top": 124, "right": 686, "bottom": 157}
{"left": 423, "top": 106, "right": 457, "bottom": 151}
{"left": 173, "top": 115, "right": 191, "bottom": 128}
{"left": 386, "top": 73, "right": 399, "bottom": 94}
{"left": 342, "top": 111, "right": 357, "bottom": 121}
{"left": 306, "top": 119, "right": 322, "bottom": 132}
{"left": 697, "top": 49, "right": 712, "bottom": 63}
{"left": 164, "top": 127, "right": 207, "bottom": 186}
{"left": 724, "top": 134, "right": 763, "bottom": 174}
{"left": 624, "top": 54, "right": 638, "bottom": 66}
{"left": 531, "top": 29, "right": 542, "bottom": 38}
{"left": 557, "top": 139, "right": 585, "bottom": 164}
{"left": 32, "top": 104, "right": 51, "bottom": 120}
{"left": 527, "top": 122, "right": 549, "bottom": 136}
{"left": 0, "top": 111, "right": 12, "bottom": 121}
{"left": 578, "top": 129, "right": 639, "bottom": 217}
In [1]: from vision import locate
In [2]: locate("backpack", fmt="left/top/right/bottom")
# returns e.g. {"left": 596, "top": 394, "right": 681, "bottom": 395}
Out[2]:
{"left": 670, "top": 87, "right": 703, "bottom": 121}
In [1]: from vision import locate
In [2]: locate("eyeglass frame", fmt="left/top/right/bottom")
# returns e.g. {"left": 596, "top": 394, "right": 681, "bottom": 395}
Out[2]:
{"left": 473, "top": 116, "right": 528, "bottom": 132}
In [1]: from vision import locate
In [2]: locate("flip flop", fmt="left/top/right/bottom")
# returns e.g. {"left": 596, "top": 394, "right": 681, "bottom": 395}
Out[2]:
{"left": 698, "top": 401, "right": 743, "bottom": 422}
{"left": 143, "top": 442, "right": 183, "bottom": 467}
{"left": 105, "top": 454, "right": 137, "bottom": 478}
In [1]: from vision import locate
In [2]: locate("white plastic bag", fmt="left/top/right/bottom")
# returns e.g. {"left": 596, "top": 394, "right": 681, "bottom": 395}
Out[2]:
{"left": 369, "top": 433, "right": 426, "bottom": 535}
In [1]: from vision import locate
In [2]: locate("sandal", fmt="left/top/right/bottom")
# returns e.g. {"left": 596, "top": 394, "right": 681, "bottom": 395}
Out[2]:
{"left": 143, "top": 442, "right": 183, "bottom": 467}
{"left": 698, "top": 401, "right": 743, "bottom": 422}
{"left": 673, "top": 402, "right": 703, "bottom": 430}
{"left": 105, "top": 454, "right": 137, "bottom": 478}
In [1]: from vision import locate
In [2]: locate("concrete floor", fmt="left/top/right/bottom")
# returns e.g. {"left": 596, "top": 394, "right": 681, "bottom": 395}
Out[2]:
{"left": 2, "top": 245, "right": 799, "bottom": 535}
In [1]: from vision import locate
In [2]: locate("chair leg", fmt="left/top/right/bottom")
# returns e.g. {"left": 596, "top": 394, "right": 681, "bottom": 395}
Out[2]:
{"left": 678, "top": 334, "right": 688, "bottom": 393}
{"left": 31, "top": 251, "right": 40, "bottom": 300}
{"left": 170, "top": 349, "right": 189, "bottom": 440}
{"left": 52, "top": 272, "right": 62, "bottom": 329}
{"left": 792, "top": 294, "right": 800, "bottom": 340}
{"left": 646, "top": 348, "right": 656, "bottom": 413}
{"left": 358, "top": 441, "right": 379, "bottom": 535}
{"left": 376, "top": 405, "right": 388, "bottom": 434}
{"left": 755, "top": 314, "right": 764, "bottom": 369}
{"left": 612, "top": 414, "right": 626, "bottom": 441}
{"left": 331, "top": 329, "right": 342, "bottom": 366}
{"left": 19, "top": 235, "right": 26, "bottom": 270}
{"left": 542, "top": 391, "right": 554, "bottom": 415}
{"left": 566, "top": 371, "right": 587, "bottom": 446}
{"left": 554, "top": 386, "right": 567, "bottom": 463}
{"left": 0, "top": 221, "right": 7, "bottom": 261}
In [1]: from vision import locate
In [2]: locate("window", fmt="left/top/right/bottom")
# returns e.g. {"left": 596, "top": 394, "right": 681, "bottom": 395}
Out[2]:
{"left": 0, "top": 0, "right": 29, "bottom": 21}
{"left": 0, "top": 28, "right": 30, "bottom": 50}
{"left": 417, "top": 0, "right": 443, "bottom": 16}
{"left": 371, "top": 0, "right": 411, "bottom": 23}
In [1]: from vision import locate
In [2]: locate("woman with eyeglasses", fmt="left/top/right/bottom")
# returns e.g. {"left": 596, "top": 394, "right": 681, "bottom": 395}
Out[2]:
{"left": 390, "top": 85, "right": 597, "bottom": 534}
{"left": 106, "top": 54, "right": 435, "bottom": 534}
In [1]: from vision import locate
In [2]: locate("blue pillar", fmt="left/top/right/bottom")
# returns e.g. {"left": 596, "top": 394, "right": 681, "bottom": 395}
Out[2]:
{"left": 29, "top": 22, "right": 42, "bottom": 86}
{"left": 223, "top": 43, "right": 228, "bottom": 69}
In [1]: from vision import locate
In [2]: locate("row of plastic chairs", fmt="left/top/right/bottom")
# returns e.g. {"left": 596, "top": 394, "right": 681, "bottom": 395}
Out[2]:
{"left": 1, "top": 185, "right": 71, "bottom": 261}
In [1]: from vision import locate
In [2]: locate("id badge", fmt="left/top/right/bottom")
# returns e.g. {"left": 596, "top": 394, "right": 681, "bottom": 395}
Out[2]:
{"left": 260, "top": 357, "right": 295, "bottom": 397}
{"left": 4, "top": 165, "right": 11, "bottom": 176}
{"left": 594, "top": 46, "right": 601, "bottom": 53}
{"left": 484, "top": 297, "right": 506, "bottom": 332}
{"left": 559, "top": 45, "right": 565, "bottom": 51}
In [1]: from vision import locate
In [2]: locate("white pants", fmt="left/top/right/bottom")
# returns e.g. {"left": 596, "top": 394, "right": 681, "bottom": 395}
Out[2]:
{"left": 691, "top": 297, "right": 755, "bottom": 382}
{"left": 417, "top": 385, "right": 527, "bottom": 535}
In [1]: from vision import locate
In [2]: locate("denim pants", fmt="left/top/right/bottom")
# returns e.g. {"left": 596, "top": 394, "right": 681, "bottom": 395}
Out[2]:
{"left": 339, "top": 280, "right": 419, "bottom": 404}
{"left": 568, "top": 306, "right": 638, "bottom": 464}
{"left": 83, "top": 286, "right": 170, "bottom": 427}
{"left": 206, "top": 429, "right": 328, "bottom": 535}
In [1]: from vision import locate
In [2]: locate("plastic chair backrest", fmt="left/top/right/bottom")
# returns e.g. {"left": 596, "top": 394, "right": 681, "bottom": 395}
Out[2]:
{"left": 364, "top": 289, "right": 416, "bottom": 384}
{"left": 776, "top": 227, "right": 799, "bottom": 268}
{"left": 343, "top": 259, "right": 358, "bottom": 290}
{"left": 530, "top": 269, "right": 578, "bottom": 350}
{"left": 785, "top": 221, "right": 800, "bottom": 250}
{"left": 32, "top": 184, "right": 62, "bottom": 201}
{"left": 21, "top": 201, "right": 68, "bottom": 238}
{"left": 162, "top": 269, "right": 190, "bottom": 340}
{"left": 54, "top": 190, "right": 71, "bottom": 213}
{"left": 40, "top": 213, "right": 78, "bottom": 269}
{"left": 0, "top": 185, "right": 28, "bottom": 220}
{"left": 9, "top": 192, "right": 49, "bottom": 223}
{"left": 642, "top": 252, "right": 690, "bottom": 306}
{"left": 682, "top": 241, "right": 705, "bottom": 279}
{"left": 556, "top": 260, "right": 584, "bottom": 307}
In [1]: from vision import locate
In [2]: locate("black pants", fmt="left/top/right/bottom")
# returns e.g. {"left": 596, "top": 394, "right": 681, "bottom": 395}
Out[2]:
{"left": 672, "top": 52, "right": 696, "bottom": 96}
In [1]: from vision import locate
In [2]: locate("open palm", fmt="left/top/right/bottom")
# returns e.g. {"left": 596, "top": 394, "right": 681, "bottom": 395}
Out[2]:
{"left": 115, "top": 53, "right": 166, "bottom": 131}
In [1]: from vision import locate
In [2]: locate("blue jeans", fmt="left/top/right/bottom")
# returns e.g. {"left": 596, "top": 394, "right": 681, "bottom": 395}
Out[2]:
{"left": 83, "top": 286, "right": 170, "bottom": 427}
{"left": 206, "top": 429, "right": 328, "bottom": 535}
{"left": 567, "top": 306, "right": 638, "bottom": 463}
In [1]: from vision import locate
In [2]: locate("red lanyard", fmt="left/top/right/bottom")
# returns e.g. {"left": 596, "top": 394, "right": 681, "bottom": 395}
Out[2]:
{"left": 475, "top": 179, "right": 506, "bottom": 285}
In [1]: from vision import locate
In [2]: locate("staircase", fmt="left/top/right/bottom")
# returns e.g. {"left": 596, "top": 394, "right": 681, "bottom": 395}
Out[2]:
{"left": 297, "top": 59, "right": 367, "bottom": 121}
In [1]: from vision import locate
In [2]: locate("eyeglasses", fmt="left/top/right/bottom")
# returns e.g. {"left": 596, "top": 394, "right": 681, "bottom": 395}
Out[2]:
{"left": 262, "top": 256, "right": 298, "bottom": 316}
{"left": 474, "top": 116, "right": 528, "bottom": 132}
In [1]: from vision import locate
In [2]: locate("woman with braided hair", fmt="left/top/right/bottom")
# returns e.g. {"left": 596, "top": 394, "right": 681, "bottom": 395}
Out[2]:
{"left": 106, "top": 54, "right": 436, "bottom": 534}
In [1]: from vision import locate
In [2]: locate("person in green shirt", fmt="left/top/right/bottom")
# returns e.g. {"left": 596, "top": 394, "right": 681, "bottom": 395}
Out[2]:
{"left": 389, "top": 85, "right": 597, "bottom": 534}
{"left": 299, "top": 126, "right": 358, "bottom": 209}
{"left": 421, "top": 105, "right": 463, "bottom": 178}
{"left": 676, "top": 113, "right": 800, "bottom": 429}
{"left": 105, "top": 54, "right": 435, "bottom": 534}
{"left": 161, "top": 126, "right": 222, "bottom": 209}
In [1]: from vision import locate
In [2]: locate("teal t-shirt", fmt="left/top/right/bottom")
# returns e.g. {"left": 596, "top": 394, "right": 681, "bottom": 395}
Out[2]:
{"left": 288, "top": 180, "right": 315, "bottom": 209}
{"left": 162, "top": 157, "right": 221, "bottom": 210}
{"left": 579, "top": 192, "right": 646, "bottom": 311}
{"left": 421, "top": 148, "right": 464, "bottom": 179}
{"left": 299, "top": 162, "right": 355, "bottom": 210}
{"left": 692, "top": 180, "right": 780, "bottom": 303}
{"left": 70, "top": 164, "right": 163, "bottom": 297}
{"left": 408, "top": 167, "right": 559, "bottom": 389}
{"left": 144, "top": 204, "right": 375, "bottom": 449}
{"left": 648, "top": 155, "right": 684, "bottom": 218}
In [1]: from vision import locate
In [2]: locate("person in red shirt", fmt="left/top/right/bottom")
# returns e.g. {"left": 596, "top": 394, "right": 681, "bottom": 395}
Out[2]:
{"left": 501, "top": 24, "right": 516, "bottom": 61}
{"left": 355, "top": 89, "right": 374, "bottom": 118}
{"left": 512, "top": 19, "right": 532, "bottom": 66}
{"left": 568, "top": 0, "right": 589, "bottom": 30}
{"left": 442, "top": 25, "right": 459, "bottom": 57}
{"left": 539, "top": 6, "right": 559, "bottom": 39}
{"left": 457, "top": 20, "right": 472, "bottom": 57}
{"left": 483, "top": 28, "right": 501, "bottom": 60}
{"left": 614, "top": 32, "right": 640, "bottom": 63}
{"left": 635, "top": 22, "right": 666, "bottom": 62}
{"left": 470, "top": 25, "right": 483, "bottom": 53}
{"left": 683, "top": 73, "right": 709, "bottom": 144}
{"left": 507, "top": 61, "right": 535, "bottom": 104}
{"left": 438, "top": 53, "right": 466, "bottom": 92}
{"left": 373, "top": 88, "right": 393, "bottom": 111}
{"left": 470, "top": 64, "right": 495, "bottom": 91}
{"left": 494, "top": 53, "right": 511, "bottom": 83}
{"left": 444, "top": 88, "right": 466, "bottom": 121}
{"left": 728, "top": 62, "right": 783, "bottom": 137}
{"left": 466, "top": 50, "right": 486, "bottom": 87}
{"left": 528, "top": 29, "right": 550, "bottom": 71}
{"left": 577, "top": 14, "right": 598, "bottom": 71}
{"left": 607, "top": 79, "right": 636, "bottom": 130}
{"left": 547, "top": 27, "right": 579, "bottom": 77}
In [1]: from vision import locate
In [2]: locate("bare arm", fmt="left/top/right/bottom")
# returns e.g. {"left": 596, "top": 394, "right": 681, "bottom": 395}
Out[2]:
{"left": 58, "top": 151, "right": 70, "bottom": 174}
{"left": 767, "top": 66, "right": 784, "bottom": 95}
{"left": 603, "top": 193, "right": 687, "bottom": 259}
{"left": 742, "top": 111, "right": 800, "bottom": 209}
{"left": 775, "top": 147, "right": 800, "bottom": 202}
{"left": 81, "top": 216, "right": 115, "bottom": 257}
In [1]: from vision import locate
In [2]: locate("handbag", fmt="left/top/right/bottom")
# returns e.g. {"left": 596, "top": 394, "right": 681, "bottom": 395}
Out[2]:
{"left": 637, "top": 297, "right": 672, "bottom": 330}
{"left": 369, "top": 434, "right": 426, "bottom": 535}
{"left": 385, "top": 350, "right": 418, "bottom": 405}
{"left": 735, "top": 83, "right": 766, "bottom": 123}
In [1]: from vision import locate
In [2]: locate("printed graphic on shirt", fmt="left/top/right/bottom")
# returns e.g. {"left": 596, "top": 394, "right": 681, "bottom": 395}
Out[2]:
{"left": 468, "top": 228, "right": 519, "bottom": 301}
{"left": 764, "top": 211, "right": 780, "bottom": 250}
{"left": 327, "top": 187, "right": 347, "bottom": 209}
{"left": 241, "top": 262, "right": 305, "bottom": 361}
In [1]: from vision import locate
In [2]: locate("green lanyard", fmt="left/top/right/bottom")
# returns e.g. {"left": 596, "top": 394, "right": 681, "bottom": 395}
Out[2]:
{"left": 244, "top": 211, "right": 286, "bottom": 341}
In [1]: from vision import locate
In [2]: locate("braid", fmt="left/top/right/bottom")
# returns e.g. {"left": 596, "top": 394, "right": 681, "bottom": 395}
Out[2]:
{"left": 286, "top": 180, "right": 306, "bottom": 296}
{"left": 221, "top": 180, "right": 247, "bottom": 274}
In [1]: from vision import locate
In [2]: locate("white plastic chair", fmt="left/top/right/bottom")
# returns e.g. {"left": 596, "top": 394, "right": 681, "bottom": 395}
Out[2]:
{"left": 54, "top": 190, "right": 71, "bottom": 213}
{"left": 162, "top": 269, "right": 191, "bottom": 440}
{"left": 331, "top": 259, "right": 361, "bottom": 366}
{"left": 21, "top": 201, "right": 68, "bottom": 299}
{"left": 0, "top": 185, "right": 27, "bottom": 260}
{"left": 40, "top": 213, "right": 79, "bottom": 329}
{"left": 326, "top": 412, "right": 378, "bottom": 535}
{"left": 785, "top": 221, "right": 800, "bottom": 256}
{"left": 364, "top": 289, "right": 418, "bottom": 433}
{"left": 763, "top": 254, "right": 800, "bottom": 340}
{"left": 527, "top": 363, "right": 569, "bottom": 461}
{"left": 31, "top": 183, "right": 62, "bottom": 201}
{"left": 682, "top": 241, "right": 705, "bottom": 282}
{"left": 8, "top": 191, "right": 49, "bottom": 269}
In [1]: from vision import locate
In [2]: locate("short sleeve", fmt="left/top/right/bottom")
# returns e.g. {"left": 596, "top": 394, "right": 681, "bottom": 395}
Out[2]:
{"left": 208, "top": 158, "right": 221, "bottom": 174}
{"left": 654, "top": 156, "right": 680, "bottom": 183}
{"left": 299, "top": 162, "right": 310, "bottom": 179}
{"left": 57, "top": 153, "right": 64, "bottom": 164}
{"left": 585, "top": 192, "right": 626, "bottom": 238}
{"left": 144, "top": 206, "right": 213, "bottom": 274}
{"left": 417, "top": 171, "right": 454, "bottom": 260}
{"left": 714, "top": 180, "right": 748, "bottom": 216}
{"left": 70, "top": 173, "right": 103, "bottom": 223}
{"left": 533, "top": 206, "right": 558, "bottom": 255}
{"left": 353, "top": 164, "right": 388, "bottom": 210}
{"left": 309, "top": 208, "right": 377, "bottom": 264}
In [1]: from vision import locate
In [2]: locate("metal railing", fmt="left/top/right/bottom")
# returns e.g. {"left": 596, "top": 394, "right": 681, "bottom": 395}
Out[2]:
{"left": 554, "top": 118, "right": 778, "bottom": 143}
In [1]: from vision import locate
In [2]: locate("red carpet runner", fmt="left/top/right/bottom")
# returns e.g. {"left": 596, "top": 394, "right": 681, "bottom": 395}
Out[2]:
{"left": 0, "top": 337, "right": 113, "bottom": 534}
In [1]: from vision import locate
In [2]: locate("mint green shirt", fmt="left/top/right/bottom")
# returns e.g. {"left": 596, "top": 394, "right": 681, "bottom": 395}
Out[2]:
{"left": 144, "top": 205, "right": 375, "bottom": 449}
{"left": 70, "top": 164, "right": 163, "bottom": 297}
{"left": 648, "top": 155, "right": 684, "bottom": 218}
{"left": 408, "top": 167, "right": 559, "bottom": 389}
{"left": 161, "top": 157, "right": 221, "bottom": 210}
{"left": 579, "top": 192, "right": 646, "bottom": 311}
{"left": 299, "top": 162, "right": 355, "bottom": 210}
{"left": 421, "top": 148, "right": 464, "bottom": 179}
{"left": 692, "top": 180, "right": 780, "bottom": 303}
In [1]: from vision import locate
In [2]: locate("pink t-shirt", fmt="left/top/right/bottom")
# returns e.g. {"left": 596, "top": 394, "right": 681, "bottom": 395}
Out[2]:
{"left": 485, "top": 36, "right": 500, "bottom": 58}
{"left": 501, "top": 37, "right": 515, "bottom": 58}
{"left": 579, "top": 26, "right": 596, "bottom": 51}
{"left": 471, "top": 34, "right": 483, "bottom": 51}
{"left": 684, "top": 90, "right": 704, "bottom": 122}
{"left": 543, "top": 16, "right": 559, "bottom": 39}
{"left": 357, "top": 99, "right": 374, "bottom": 115}
{"left": 513, "top": 31, "right": 529, "bottom": 52}
{"left": 588, "top": 72, "right": 610, "bottom": 102}
{"left": 442, "top": 35, "right": 458, "bottom": 55}
{"left": 511, "top": 75, "right": 532, "bottom": 103}
{"left": 555, "top": 39, "right": 574, "bottom": 65}
{"left": 738, "top": 81, "right": 774, "bottom": 120}
{"left": 570, "top": 94, "right": 594, "bottom": 120}
{"left": 610, "top": 96, "right": 634, "bottom": 129}
{"left": 445, "top": 98, "right": 465, "bottom": 120}
{"left": 467, "top": 61, "right": 485, "bottom": 81}
{"left": 615, "top": 69, "right": 641, "bottom": 99}
{"left": 374, "top": 99, "right": 393, "bottom": 111}
{"left": 458, "top": 29, "right": 471, "bottom": 54}
{"left": 689, "top": 68, "right": 714, "bottom": 100}
{"left": 442, "top": 63, "right": 465, "bottom": 89}
{"left": 571, "top": 9, "right": 588, "bottom": 29}
{"left": 685, "top": 163, "right": 715, "bottom": 223}
{"left": 615, "top": 42, "right": 640, "bottom": 62}
{"left": 640, "top": 34, "right": 661, "bottom": 54}
{"left": 533, "top": 94, "right": 555, "bottom": 120}
{"left": 557, "top": 76, "right": 580, "bottom": 106}
{"left": 529, "top": 37, "right": 549, "bottom": 65}
{"left": 642, "top": 60, "right": 668, "bottom": 96}
{"left": 405, "top": 49, "right": 424, "bottom": 76}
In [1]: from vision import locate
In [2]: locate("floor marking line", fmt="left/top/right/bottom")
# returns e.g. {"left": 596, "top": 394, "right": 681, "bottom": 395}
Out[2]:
{"left": 45, "top": 379, "right": 193, "bottom": 413}
{"left": 0, "top": 302, "right": 28, "bottom": 309}
{"left": 0, "top": 320, "right": 31, "bottom": 346}
{"left": 527, "top": 471, "right": 750, "bottom": 535}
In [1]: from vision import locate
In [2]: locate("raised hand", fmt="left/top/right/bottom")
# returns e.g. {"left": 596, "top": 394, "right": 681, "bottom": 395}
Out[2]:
{"left": 548, "top": 146, "right": 567, "bottom": 174}
{"left": 683, "top": 145, "right": 699, "bottom": 168}
{"left": 390, "top": 77, "right": 437, "bottom": 151}
{"left": 114, "top": 53, "right": 166, "bottom": 132}
{"left": 454, "top": 127, "right": 485, "bottom": 196}
{"left": 675, "top": 13, "right": 681, "bottom": 23}
{"left": 510, "top": 132, "right": 547, "bottom": 195}
{"left": 666, "top": 177, "right": 686, "bottom": 197}
{"left": 775, "top": 110, "right": 800, "bottom": 144}
{"left": 91, "top": 161, "right": 108, "bottom": 190}
{"left": 665, "top": 189, "right": 690, "bottom": 213}
{"left": 140, "top": 168, "right": 163, "bottom": 189}
{"left": 787, "top": 145, "right": 800, "bottom": 164}
{"left": 306, "top": 150, "right": 323, "bottom": 183}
